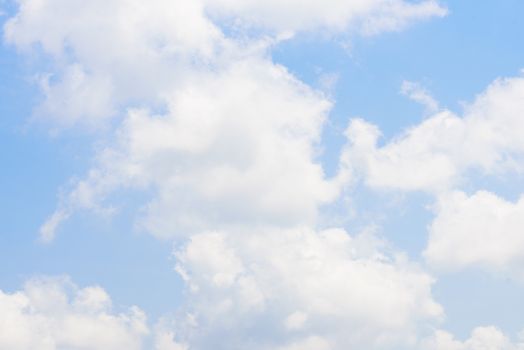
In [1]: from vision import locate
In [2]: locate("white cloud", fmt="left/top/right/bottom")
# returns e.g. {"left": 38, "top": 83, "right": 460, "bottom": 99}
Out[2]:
{"left": 340, "top": 113, "right": 461, "bottom": 192}
{"left": 424, "top": 191, "right": 524, "bottom": 275}
{"left": 35, "top": 64, "right": 116, "bottom": 128}
{"left": 277, "top": 336, "right": 332, "bottom": 350}
{"left": 172, "top": 227, "right": 442, "bottom": 349}
{"left": 204, "top": 0, "right": 447, "bottom": 35}
{"left": 3, "top": 2, "right": 453, "bottom": 349}
{"left": 39, "top": 209, "right": 69, "bottom": 242}
{"left": 5, "top": 0, "right": 222, "bottom": 60}
{"left": 5, "top": 0, "right": 452, "bottom": 237}
{"left": 358, "top": 0, "right": 447, "bottom": 36}
{"left": 317, "top": 71, "right": 340, "bottom": 95}
{"left": 0, "top": 277, "right": 148, "bottom": 350}
{"left": 41, "top": 58, "right": 340, "bottom": 240}
{"left": 284, "top": 311, "right": 308, "bottom": 331}
{"left": 4, "top": 0, "right": 446, "bottom": 128}
{"left": 422, "top": 327, "right": 524, "bottom": 350}
{"left": 4, "top": 0, "right": 224, "bottom": 128}
{"left": 341, "top": 75, "right": 524, "bottom": 192}
{"left": 154, "top": 326, "right": 188, "bottom": 350}
{"left": 401, "top": 80, "right": 439, "bottom": 114}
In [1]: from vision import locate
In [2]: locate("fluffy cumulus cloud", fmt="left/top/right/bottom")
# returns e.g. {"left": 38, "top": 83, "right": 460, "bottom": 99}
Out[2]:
{"left": 1, "top": 0, "right": 456, "bottom": 349}
{"left": 173, "top": 227, "right": 442, "bottom": 349}
{"left": 4, "top": 0, "right": 224, "bottom": 127}
{"left": 0, "top": 277, "right": 148, "bottom": 350}
{"left": 341, "top": 75, "right": 524, "bottom": 192}
{"left": 3, "top": 0, "right": 446, "bottom": 128}
{"left": 422, "top": 326, "right": 524, "bottom": 350}
{"left": 23, "top": 0, "right": 447, "bottom": 240}
{"left": 40, "top": 57, "right": 338, "bottom": 240}
{"left": 424, "top": 191, "right": 524, "bottom": 275}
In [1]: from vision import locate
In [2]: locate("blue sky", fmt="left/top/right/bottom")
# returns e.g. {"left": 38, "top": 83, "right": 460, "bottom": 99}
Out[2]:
{"left": 1, "top": 1, "right": 524, "bottom": 349}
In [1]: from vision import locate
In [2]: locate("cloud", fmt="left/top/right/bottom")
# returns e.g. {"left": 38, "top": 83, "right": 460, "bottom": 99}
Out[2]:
{"left": 204, "top": 0, "right": 447, "bottom": 35}
{"left": 154, "top": 326, "right": 189, "bottom": 350}
{"left": 6, "top": 0, "right": 451, "bottom": 239}
{"left": 172, "top": 227, "right": 442, "bottom": 349}
{"left": 422, "top": 326, "right": 524, "bottom": 350}
{"left": 341, "top": 75, "right": 524, "bottom": 192}
{"left": 277, "top": 336, "right": 332, "bottom": 350}
{"left": 4, "top": 0, "right": 445, "bottom": 128}
{"left": 4, "top": 0, "right": 224, "bottom": 128}
{"left": 3, "top": 2, "right": 453, "bottom": 349}
{"left": 40, "top": 57, "right": 340, "bottom": 240}
{"left": 0, "top": 277, "right": 148, "bottom": 350}
{"left": 424, "top": 191, "right": 524, "bottom": 276}
{"left": 30, "top": 1, "right": 450, "bottom": 239}
{"left": 35, "top": 64, "right": 116, "bottom": 128}
{"left": 401, "top": 80, "right": 439, "bottom": 114}
{"left": 39, "top": 209, "right": 69, "bottom": 242}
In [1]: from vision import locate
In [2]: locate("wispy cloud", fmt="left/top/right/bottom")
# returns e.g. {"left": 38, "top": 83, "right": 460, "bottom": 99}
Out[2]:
{"left": 401, "top": 80, "right": 440, "bottom": 114}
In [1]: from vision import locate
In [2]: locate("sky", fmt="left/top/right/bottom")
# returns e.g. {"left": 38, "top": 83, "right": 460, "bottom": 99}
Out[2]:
{"left": 1, "top": 0, "right": 524, "bottom": 349}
